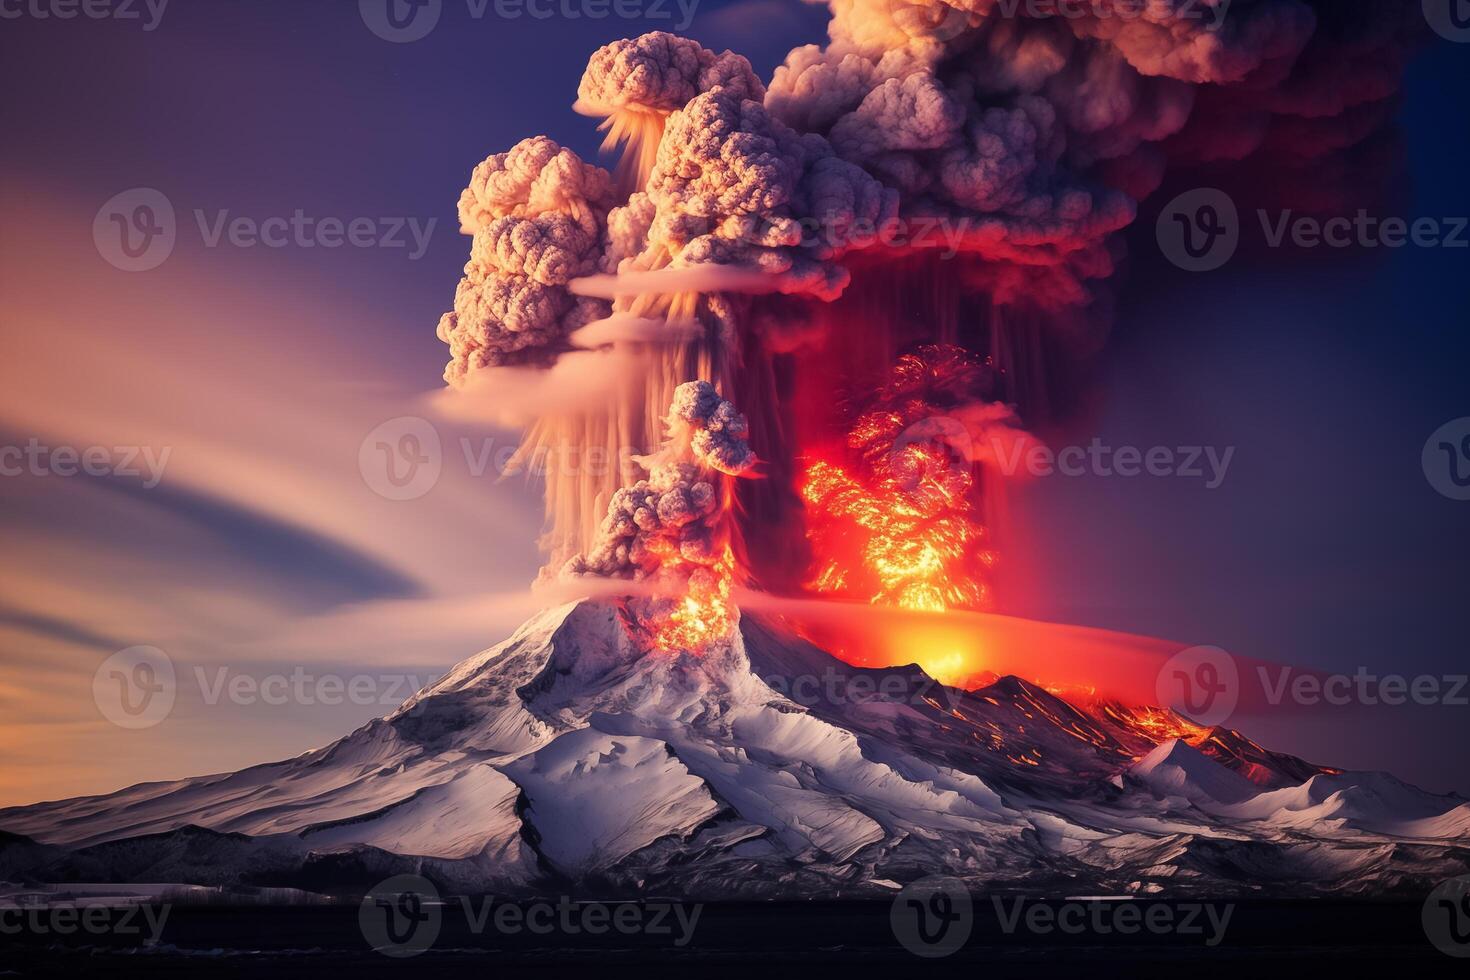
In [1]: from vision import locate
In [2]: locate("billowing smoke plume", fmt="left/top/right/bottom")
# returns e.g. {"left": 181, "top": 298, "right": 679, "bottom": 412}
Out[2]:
{"left": 762, "top": 0, "right": 1419, "bottom": 329}
{"left": 576, "top": 32, "right": 766, "bottom": 196}
{"left": 437, "top": 136, "right": 615, "bottom": 383}
{"left": 434, "top": 5, "right": 1421, "bottom": 627}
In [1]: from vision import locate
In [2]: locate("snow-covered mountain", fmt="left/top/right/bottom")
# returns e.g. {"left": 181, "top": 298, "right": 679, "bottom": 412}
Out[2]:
{"left": 1, "top": 600, "right": 1465, "bottom": 898}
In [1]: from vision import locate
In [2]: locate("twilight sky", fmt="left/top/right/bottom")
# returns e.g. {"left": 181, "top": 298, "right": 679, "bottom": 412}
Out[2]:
{"left": 1, "top": 0, "right": 1467, "bottom": 805}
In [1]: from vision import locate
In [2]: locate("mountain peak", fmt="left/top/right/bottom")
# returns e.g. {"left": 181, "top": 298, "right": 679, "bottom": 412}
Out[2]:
{"left": 0, "top": 598, "right": 1465, "bottom": 898}
{"left": 1131, "top": 738, "right": 1259, "bottom": 805}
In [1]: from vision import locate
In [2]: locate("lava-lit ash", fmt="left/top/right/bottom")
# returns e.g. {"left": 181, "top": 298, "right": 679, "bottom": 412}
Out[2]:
{"left": 564, "top": 381, "right": 755, "bottom": 651}
{"left": 801, "top": 345, "right": 1011, "bottom": 612}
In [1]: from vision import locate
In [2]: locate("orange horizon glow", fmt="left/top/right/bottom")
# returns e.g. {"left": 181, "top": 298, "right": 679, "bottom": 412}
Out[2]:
{"left": 733, "top": 589, "right": 1189, "bottom": 704}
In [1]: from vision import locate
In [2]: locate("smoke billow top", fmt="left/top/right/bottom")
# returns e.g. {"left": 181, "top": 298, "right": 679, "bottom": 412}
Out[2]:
{"left": 433, "top": 1, "right": 1421, "bottom": 647}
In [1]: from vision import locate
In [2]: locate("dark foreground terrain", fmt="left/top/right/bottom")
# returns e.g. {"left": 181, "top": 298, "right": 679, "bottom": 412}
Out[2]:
{"left": 1, "top": 898, "right": 1463, "bottom": 978}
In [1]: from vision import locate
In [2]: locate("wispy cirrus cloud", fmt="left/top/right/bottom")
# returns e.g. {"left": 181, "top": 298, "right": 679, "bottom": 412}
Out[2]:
{"left": 0, "top": 185, "right": 547, "bottom": 806}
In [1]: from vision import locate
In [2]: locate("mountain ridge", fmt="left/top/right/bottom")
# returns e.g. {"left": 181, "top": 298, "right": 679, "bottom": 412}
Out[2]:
{"left": 1, "top": 599, "right": 1465, "bottom": 899}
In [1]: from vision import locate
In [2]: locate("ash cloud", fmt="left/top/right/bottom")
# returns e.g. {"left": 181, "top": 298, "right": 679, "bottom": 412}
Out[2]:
{"left": 576, "top": 31, "right": 765, "bottom": 118}
{"left": 437, "top": 136, "right": 616, "bottom": 385}
{"left": 761, "top": 0, "right": 1418, "bottom": 316}
{"left": 575, "top": 33, "right": 767, "bottom": 197}
{"left": 562, "top": 382, "right": 755, "bottom": 620}
{"left": 432, "top": 9, "right": 1421, "bottom": 570}
{"left": 438, "top": 10, "right": 1420, "bottom": 379}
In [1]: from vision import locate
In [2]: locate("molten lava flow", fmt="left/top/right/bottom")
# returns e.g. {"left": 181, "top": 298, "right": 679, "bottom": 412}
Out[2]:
{"left": 1097, "top": 702, "right": 1213, "bottom": 748}
{"left": 799, "top": 346, "right": 1000, "bottom": 615}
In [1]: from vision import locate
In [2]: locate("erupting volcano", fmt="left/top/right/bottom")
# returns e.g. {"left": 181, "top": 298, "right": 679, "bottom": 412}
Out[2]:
{"left": 4, "top": 0, "right": 1463, "bottom": 904}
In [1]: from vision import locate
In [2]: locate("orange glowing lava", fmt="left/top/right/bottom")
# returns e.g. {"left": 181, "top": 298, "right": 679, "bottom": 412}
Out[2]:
{"left": 645, "top": 547, "right": 738, "bottom": 653}
{"left": 800, "top": 450, "right": 994, "bottom": 613}
{"left": 798, "top": 347, "right": 998, "bottom": 616}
